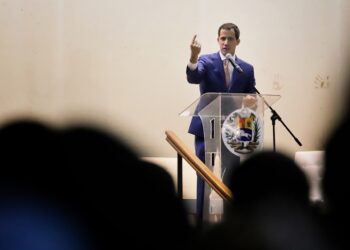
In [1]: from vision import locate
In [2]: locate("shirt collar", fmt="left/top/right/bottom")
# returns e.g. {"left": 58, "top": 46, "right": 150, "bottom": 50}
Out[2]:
{"left": 219, "top": 52, "right": 236, "bottom": 61}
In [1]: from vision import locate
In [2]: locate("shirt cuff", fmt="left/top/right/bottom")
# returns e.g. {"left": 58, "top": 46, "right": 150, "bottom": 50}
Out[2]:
{"left": 187, "top": 62, "right": 198, "bottom": 71}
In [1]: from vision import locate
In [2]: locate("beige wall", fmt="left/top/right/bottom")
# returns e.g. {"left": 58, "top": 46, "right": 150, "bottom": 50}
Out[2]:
{"left": 1, "top": 0, "right": 350, "bottom": 157}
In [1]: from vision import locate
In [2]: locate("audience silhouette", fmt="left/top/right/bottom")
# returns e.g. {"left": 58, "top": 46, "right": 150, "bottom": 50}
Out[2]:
{"left": 322, "top": 111, "right": 350, "bottom": 249}
{"left": 3, "top": 102, "right": 350, "bottom": 250}
{"left": 0, "top": 118, "right": 194, "bottom": 250}
{"left": 318, "top": 79, "right": 350, "bottom": 250}
{"left": 194, "top": 151, "right": 331, "bottom": 250}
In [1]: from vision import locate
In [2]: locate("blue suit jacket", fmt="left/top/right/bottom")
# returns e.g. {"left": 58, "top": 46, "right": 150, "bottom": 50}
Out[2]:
{"left": 186, "top": 52, "right": 256, "bottom": 137}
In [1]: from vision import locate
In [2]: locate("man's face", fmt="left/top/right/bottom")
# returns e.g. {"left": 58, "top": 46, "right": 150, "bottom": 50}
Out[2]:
{"left": 217, "top": 28, "right": 240, "bottom": 56}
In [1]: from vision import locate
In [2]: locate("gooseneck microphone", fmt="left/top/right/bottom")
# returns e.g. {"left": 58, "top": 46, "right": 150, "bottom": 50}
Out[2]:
{"left": 226, "top": 53, "right": 244, "bottom": 73}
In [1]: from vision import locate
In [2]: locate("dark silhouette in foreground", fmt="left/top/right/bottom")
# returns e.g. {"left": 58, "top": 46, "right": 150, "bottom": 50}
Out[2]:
{"left": 0, "top": 119, "right": 194, "bottom": 250}
{"left": 194, "top": 151, "right": 331, "bottom": 250}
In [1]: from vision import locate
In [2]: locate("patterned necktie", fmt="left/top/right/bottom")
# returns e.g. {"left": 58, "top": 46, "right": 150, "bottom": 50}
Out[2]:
{"left": 224, "top": 59, "right": 231, "bottom": 87}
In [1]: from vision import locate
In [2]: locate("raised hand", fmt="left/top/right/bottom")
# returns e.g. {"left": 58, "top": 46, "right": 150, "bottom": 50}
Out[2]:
{"left": 190, "top": 34, "right": 201, "bottom": 63}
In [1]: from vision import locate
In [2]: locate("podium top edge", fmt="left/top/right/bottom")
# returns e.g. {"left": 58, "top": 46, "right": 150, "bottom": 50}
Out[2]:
{"left": 201, "top": 92, "right": 281, "bottom": 97}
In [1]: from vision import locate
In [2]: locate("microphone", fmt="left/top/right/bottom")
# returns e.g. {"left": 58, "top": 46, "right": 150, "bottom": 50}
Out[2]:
{"left": 226, "top": 54, "right": 244, "bottom": 73}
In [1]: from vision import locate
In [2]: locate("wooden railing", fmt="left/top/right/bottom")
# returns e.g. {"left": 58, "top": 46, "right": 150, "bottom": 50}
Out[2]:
{"left": 165, "top": 130, "right": 233, "bottom": 201}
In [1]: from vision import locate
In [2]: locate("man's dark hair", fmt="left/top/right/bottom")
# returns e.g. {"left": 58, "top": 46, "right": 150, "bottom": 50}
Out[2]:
{"left": 218, "top": 23, "right": 240, "bottom": 40}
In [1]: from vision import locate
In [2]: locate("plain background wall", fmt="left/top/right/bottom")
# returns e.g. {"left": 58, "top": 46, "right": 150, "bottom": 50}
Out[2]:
{"left": 1, "top": 0, "right": 350, "bottom": 157}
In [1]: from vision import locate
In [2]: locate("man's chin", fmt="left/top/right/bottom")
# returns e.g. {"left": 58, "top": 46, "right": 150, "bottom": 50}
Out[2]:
{"left": 221, "top": 50, "right": 232, "bottom": 55}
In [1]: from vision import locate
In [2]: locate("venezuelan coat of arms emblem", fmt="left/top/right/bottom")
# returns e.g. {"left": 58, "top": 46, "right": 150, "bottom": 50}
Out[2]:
{"left": 222, "top": 107, "right": 264, "bottom": 156}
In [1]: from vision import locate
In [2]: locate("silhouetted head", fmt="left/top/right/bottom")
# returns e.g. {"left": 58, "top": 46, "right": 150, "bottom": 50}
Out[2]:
{"left": 0, "top": 119, "right": 96, "bottom": 250}
{"left": 228, "top": 151, "right": 310, "bottom": 208}
{"left": 323, "top": 118, "right": 350, "bottom": 213}
{"left": 0, "top": 119, "right": 59, "bottom": 193}
{"left": 217, "top": 151, "right": 329, "bottom": 250}
{"left": 0, "top": 119, "right": 193, "bottom": 250}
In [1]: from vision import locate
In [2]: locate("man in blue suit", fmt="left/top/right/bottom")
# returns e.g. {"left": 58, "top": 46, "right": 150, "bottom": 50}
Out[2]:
{"left": 186, "top": 23, "right": 256, "bottom": 223}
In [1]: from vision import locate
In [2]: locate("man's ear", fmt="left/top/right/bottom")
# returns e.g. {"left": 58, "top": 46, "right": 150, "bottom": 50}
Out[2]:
{"left": 237, "top": 39, "right": 241, "bottom": 45}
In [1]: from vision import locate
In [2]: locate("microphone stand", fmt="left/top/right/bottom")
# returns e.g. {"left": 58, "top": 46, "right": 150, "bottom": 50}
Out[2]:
{"left": 227, "top": 56, "right": 302, "bottom": 151}
{"left": 253, "top": 87, "right": 302, "bottom": 151}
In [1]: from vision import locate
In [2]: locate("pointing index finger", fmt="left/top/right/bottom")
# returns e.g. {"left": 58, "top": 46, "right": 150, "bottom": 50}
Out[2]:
{"left": 192, "top": 34, "right": 197, "bottom": 44}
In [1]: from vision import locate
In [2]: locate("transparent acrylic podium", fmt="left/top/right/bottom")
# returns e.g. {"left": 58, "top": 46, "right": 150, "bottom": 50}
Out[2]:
{"left": 180, "top": 92, "right": 280, "bottom": 222}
